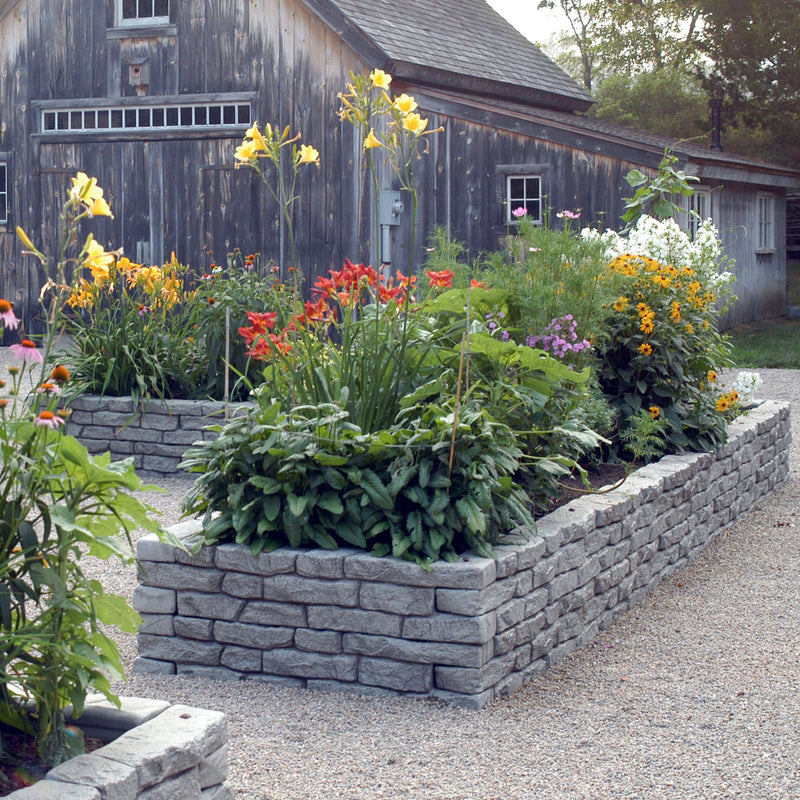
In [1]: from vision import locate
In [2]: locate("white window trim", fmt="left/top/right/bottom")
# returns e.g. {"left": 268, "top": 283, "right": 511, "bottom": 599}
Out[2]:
{"left": 756, "top": 193, "right": 775, "bottom": 253}
{"left": 687, "top": 186, "right": 713, "bottom": 240}
{"left": 117, "top": 0, "right": 170, "bottom": 26}
{"left": 506, "top": 174, "right": 543, "bottom": 225}
{"left": 0, "top": 158, "right": 9, "bottom": 226}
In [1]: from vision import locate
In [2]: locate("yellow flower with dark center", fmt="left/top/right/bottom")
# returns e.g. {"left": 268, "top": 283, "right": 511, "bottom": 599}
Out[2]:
{"left": 707, "top": 370, "right": 717, "bottom": 383}
{"left": 639, "top": 342, "right": 653, "bottom": 356}
{"left": 669, "top": 301, "right": 681, "bottom": 322}
{"left": 649, "top": 406, "right": 660, "bottom": 419}
{"left": 613, "top": 296, "right": 629, "bottom": 312}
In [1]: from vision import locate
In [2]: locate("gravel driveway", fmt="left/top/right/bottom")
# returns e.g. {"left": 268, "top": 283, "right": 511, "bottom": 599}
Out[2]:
{"left": 4, "top": 349, "right": 799, "bottom": 799}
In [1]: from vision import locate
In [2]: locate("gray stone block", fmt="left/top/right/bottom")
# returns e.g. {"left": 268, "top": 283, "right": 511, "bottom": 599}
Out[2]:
{"left": 435, "top": 652, "right": 515, "bottom": 694}
{"left": 46, "top": 754, "right": 138, "bottom": 800}
{"left": 245, "top": 674, "right": 306, "bottom": 689}
{"left": 213, "top": 621, "right": 295, "bottom": 650}
{"left": 138, "top": 634, "right": 222, "bottom": 666}
{"left": 97, "top": 704, "right": 226, "bottom": 788}
{"left": 343, "top": 552, "right": 496, "bottom": 589}
{"left": 429, "top": 687, "right": 495, "bottom": 709}
{"left": 198, "top": 744, "right": 228, "bottom": 790}
{"left": 138, "top": 613, "right": 175, "bottom": 636}
{"left": 305, "top": 679, "right": 399, "bottom": 698}
{"left": 239, "top": 601, "right": 307, "bottom": 627}
{"left": 214, "top": 544, "right": 297, "bottom": 576}
{"left": 137, "top": 766, "right": 201, "bottom": 799}
{"left": 296, "top": 548, "right": 360, "bottom": 578}
{"left": 402, "top": 611, "right": 496, "bottom": 644}
{"left": 358, "top": 657, "right": 434, "bottom": 692}
{"left": 514, "top": 611, "right": 545, "bottom": 646}
{"left": 220, "top": 646, "right": 263, "bottom": 672}
{"left": 221, "top": 572, "right": 264, "bottom": 599}
{"left": 137, "top": 534, "right": 176, "bottom": 563}
{"left": 435, "top": 576, "right": 516, "bottom": 616}
{"left": 261, "top": 649, "right": 358, "bottom": 681}
{"left": 342, "top": 633, "right": 493, "bottom": 668}
{"left": 132, "top": 585, "right": 177, "bottom": 615}
{"left": 359, "top": 582, "right": 435, "bottom": 616}
{"left": 495, "top": 597, "right": 525, "bottom": 633}
{"left": 176, "top": 665, "right": 243, "bottom": 681}
{"left": 6, "top": 780, "right": 101, "bottom": 798}
{"left": 177, "top": 592, "right": 244, "bottom": 621}
{"left": 175, "top": 616, "right": 215, "bottom": 640}
{"left": 308, "top": 606, "right": 403, "bottom": 637}
{"left": 132, "top": 657, "right": 177, "bottom": 676}
{"left": 261, "top": 574, "right": 360, "bottom": 606}
{"left": 295, "top": 629, "right": 342, "bottom": 654}
{"left": 524, "top": 587, "right": 548, "bottom": 618}
{"left": 548, "top": 568, "right": 579, "bottom": 602}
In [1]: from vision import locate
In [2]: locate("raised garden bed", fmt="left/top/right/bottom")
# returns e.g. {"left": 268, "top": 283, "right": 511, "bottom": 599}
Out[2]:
{"left": 132, "top": 400, "right": 790, "bottom": 709}
{"left": 5, "top": 697, "right": 229, "bottom": 799}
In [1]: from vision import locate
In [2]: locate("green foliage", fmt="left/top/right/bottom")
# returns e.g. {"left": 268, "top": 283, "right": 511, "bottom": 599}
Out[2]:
{"left": 181, "top": 398, "right": 535, "bottom": 566}
{"left": 621, "top": 149, "right": 699, "bottom": 230}
{"left": 0, "top": 356, "right": 172, "bottom": 767}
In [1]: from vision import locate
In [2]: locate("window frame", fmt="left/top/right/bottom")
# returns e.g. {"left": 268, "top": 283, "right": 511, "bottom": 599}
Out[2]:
{"left": 117, "top": 0, "right": 171, "bottom": 27}
{"left": 0, "top": 156, "right": 9, "bottom": 227}
{"left": 687, "top": 186, "right": 712, "bottom": 240}
{"left": 756, "top": 193, "right": 775, "bottom": 253}
{"left": 505, "top": 173, "right": 543, "bottom": 226}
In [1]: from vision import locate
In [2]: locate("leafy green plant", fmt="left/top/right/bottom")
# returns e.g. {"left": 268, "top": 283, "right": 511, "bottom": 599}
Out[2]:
{"left": 182, "top": 396, "right": 534, "bottom": 566}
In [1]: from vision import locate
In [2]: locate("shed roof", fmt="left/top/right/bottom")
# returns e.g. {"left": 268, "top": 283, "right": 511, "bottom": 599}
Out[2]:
{"left": 304, "top": 0, "right": 594, "bottom": 112}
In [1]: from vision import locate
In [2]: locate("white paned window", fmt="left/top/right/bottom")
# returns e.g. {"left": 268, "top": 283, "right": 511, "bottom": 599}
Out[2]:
{"left": 757, "top": 194, "right": 775, "bottom": 252}
{"left": 120, "top": 0, "right": 170, "bottom": 24}
{"left": 506, "top": 175, "right": 542, "bottom": 224}
{"left": 41, "top": 101, "right": 252, "bottom": 133}
{"left": 0, "top": 162, "right": 7, "bottom": 225}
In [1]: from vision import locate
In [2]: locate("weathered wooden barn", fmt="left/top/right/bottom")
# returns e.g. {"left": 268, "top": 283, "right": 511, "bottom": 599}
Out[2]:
{"left": 1, "top": 0, "right": 798, "bottom": 332}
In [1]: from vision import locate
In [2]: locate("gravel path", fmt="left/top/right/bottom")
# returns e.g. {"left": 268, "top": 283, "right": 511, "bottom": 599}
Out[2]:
{"left": 4, "top": 350, "right": 799, "bottom": 799}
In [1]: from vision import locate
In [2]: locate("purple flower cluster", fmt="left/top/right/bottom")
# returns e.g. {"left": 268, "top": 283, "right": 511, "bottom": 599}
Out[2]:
{"left": 526, "top": 314, "right": 591, "bottom": 360}
{"left": 486, "top": 310, "right": 510, "bottom": 341}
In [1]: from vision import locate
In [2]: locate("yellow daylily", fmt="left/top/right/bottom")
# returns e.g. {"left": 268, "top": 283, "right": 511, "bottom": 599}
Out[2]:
{"left": 370, "top": 69, "right": 392, "bottom": 90}
{"left": 70, "top": 172, "right": 102, "bottom": 203}
{"left": 297, "top": 144, "right": 320, "bottom": 166}
{"left": 235, "top": 139, "right": 260, "bottom": 163}
{"left": 83, "top": 239, "right": 114, "bottom": 282}
{"left": 245, "top": 122, "right": 269, "bottom": 152}
{"left": 87, "top": 195, "right": 113, "bottom": 218}
{"left": 364, "top": 128, "right": 383, "bottom": 149}
{"left": 393, "top": 94, "right": 418, "bottom": 114}
{"left": 402, "top": 112, "right": 428, "bottom": 135}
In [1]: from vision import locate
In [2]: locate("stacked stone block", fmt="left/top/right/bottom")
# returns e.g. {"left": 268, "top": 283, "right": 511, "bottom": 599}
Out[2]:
{"left": 8, "top": 698, "right": 229, "bottom": 799}
{"left": 68, "top": 395, "right": 239, "bottom": 476}
{"left": 133, "top": 400, "right": 791, "bottom": 709}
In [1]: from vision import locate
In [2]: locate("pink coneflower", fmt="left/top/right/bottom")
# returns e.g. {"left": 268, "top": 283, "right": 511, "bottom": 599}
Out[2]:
{"left": 35, "top": 410, "right": 65, "bottom": 429}
{"left": 0, "top": 299, "right": 20, "bottom": 330}
{"left": 9, "top": 339, "right": 43, "bottom": 363}
{"left": 556, "top": 209, "right": 581, "bottom": 220}
{"left": 138, "top": 305, "right": 150, "bottom": 316}
{"left": 36, "top": 382, "right": 62, "bottom": 396}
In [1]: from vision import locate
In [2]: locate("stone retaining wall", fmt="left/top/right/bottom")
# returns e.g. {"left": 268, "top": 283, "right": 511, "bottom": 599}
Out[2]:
{"left": 68, "top": 395, "right": 236, "bottom": 476}
{"left": 132, "top": 400, "right": 791, "bottom": 709}
{"left": 8, "top": 697, "right": 229, "bottom": 799}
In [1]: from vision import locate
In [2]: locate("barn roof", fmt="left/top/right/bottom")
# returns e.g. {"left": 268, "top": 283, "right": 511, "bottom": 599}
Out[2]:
{"left": 303, "top": 0, "right": 594, "bottom": 113}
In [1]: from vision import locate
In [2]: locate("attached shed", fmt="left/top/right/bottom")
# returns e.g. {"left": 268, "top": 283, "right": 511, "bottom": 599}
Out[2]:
{"left": 1, "top": 0, "right": 798, "bottom": 332}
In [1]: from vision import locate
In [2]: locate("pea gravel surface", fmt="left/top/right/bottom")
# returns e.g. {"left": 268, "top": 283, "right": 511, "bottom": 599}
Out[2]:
{"left": 28, "top": 364, "right": 800, "bottom": 799}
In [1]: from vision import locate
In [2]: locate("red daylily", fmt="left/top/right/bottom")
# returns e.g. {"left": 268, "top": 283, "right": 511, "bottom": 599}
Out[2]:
{"left": 426, "top": 268, "right": 453, "bottom": 289}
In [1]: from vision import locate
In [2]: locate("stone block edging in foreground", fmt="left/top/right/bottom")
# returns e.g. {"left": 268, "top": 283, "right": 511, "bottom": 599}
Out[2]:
{"left": 133, "top": 400, "right": 791, "bottom": 709}
{"left": 6, "top": 696, "right": 230, "bottom": 799}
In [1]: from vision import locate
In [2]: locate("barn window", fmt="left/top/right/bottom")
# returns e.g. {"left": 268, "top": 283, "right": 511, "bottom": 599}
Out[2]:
{"left": 757, "top": 193, "right": 775, "bottom": 252}
{"left": 120, "top": 0, "right": 170, "bottom": 24}
{"left": 40, "top": 100, "right": 252, "bottom": 134}
{"left": 0, "top": 161, "right": 8, "bottom": 225}
{"left": 506, "top": 175, "right": 542, "bottom": 224}
{"left": 687, "top": 187, "right": 712, "bottom": 240}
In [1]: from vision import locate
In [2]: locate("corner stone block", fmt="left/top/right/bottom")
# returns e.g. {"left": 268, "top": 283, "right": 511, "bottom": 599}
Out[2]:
{"left": 402, "top": 610, "right": 496, "bottom": 644}
{"left": 343, "top": 552, "right": 496, "bottom": 589}
{"left": 95, "top": 704, "right": 227, "bottom": 789}
{"left": 342, "top": 633, "right": 493, "bottom": 668}
{"left": 435, "top": 651, "right": 515, "bottom": 694}
{"left": 307, "top": 606, "right": 403, "bottom": 637}
{"left": 46, "top": 753, "right": 138, "bottom": 800}
{"left": 537, "top": 503, "right": 596, "bottom": 544}
{"left": 429, "top": 687, "right": 495, "bottom": 710}
{"left": 359, "top": 582, "right": 436, "bottom": 616}
{"left": 137, "top": 533, "right": 177, "bottom": 563}
{"left": 261, "top": 649, "right": 358, "bottom": 681}
{"left": 214, "top": 544, "right": 297, "bottom": 576}
{"left": 358, "top": 657, "right": 434, "bottom": 692}
{"left": 435, "top": 576, "right": 517, "bottom": 616}
{"left": 138, "top": 562, "right": 224, "bottom": 593}
{"left": 198, "top": 744, "right": 228, "bottom": 790}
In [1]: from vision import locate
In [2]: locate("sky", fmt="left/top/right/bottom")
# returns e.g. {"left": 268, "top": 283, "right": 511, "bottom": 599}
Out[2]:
{"left": 485, "top": 0, "right": 567, "bottom": 47}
